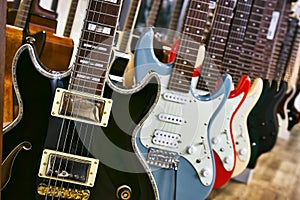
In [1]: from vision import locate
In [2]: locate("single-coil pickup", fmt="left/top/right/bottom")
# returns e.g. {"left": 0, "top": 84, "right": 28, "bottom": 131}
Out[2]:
{"left": 152, "top": 130, "right": 181, "bottom": 148}
{"left": 162, "top": 92, "right": 188, "bottom": 104}
{"left": 158, "top": 113, "right": 184, "bottom": 124}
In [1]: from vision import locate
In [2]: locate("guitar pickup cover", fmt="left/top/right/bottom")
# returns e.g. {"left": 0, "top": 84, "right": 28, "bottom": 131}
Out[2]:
{"left": 51, "top": 88, "right": 112, "bottom": 127}
{"left": 38, "top": 149, "right": 99, "bottom": 187}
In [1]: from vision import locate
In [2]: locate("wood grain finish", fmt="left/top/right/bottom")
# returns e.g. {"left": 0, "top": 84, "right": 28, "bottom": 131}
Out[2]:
{"left": 207, "top": 123, "right": 300, "bottom": 200}
{"left": 4, "top": 25, "right": 23, "bottom": 123}
{"left": 0, "top": 1, "right": 5, "bottom": 199}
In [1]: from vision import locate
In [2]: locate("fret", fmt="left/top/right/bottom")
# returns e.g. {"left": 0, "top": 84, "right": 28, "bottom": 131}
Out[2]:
{"left": 167, "top": 0, "right": 210, "bottom": 92}
{"left": 69, "top": 0, "right": 122, "bottom": 94}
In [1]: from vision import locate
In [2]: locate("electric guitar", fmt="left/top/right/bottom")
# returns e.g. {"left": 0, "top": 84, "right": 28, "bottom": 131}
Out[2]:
{"left": 133, "top": 0, "right": 232, "bottom": 199}
{"left": 237, "top": 0, "right": 287, "bottom": 169}
{"left": 276, "top": 17, "right": 299, "bottom": 139}
{"left": 2, "top": 0, "right": 159, "bottom": 199}
{"left": 196, "top": 0, "right": 251, "bottom": 189}
{"left": 221, "top": 0, "right": 263, "bottom": 178}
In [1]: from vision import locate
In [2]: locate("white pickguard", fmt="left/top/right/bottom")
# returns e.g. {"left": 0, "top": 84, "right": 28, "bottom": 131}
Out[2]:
{"left": 231, "top": 78, "right": 263, "bottom": 177}
{"left": 140, "top": 74, "right": 224, "bottom": 186}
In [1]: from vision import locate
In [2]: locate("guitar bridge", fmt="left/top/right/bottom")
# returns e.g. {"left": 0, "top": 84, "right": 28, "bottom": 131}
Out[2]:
{"left": 146, "top": 148, "right": 179, "bottom": 169}
{"left": 38, "top": 149, "right": 99, "bottom": 187}
{"left": 51, "top": 88, "right": 112, "bottom": 127}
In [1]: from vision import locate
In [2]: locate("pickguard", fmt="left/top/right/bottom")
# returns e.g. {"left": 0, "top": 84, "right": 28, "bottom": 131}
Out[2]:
{"left": 133, "top": 28, "right": 232, "bottom": 199}
{"left": 232, "top": 78, "right": 263, "bottom": 177}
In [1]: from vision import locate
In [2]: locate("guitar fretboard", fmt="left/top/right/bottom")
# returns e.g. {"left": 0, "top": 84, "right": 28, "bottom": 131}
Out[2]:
{"left": 118, "top": 0, "right": 141, "bottom": 52}
{"left": 63, "top": 0, "right": 79, "bottom": 37}
{"left": 287, "top": 22, "right": 300, "bottom": 85}
{"left": 166, "top": 0, "right": 184, "bottom": 44}
{"left": 69, "top": 0, "right": 122, "bottom": 96}
{"left": 167, "top": 0, "right": 210, "bottom": 93}
{"left": 268, "top": 1, "right": 290, "bottom": 79}
{"left": 222, "top": 0, "right": 254, "bottom": 85}
{"left": 277, "top": 18, "right": 299, "bottom": 82}
{"left": 14, "top": 0, "right": 33, "bottom": 28}
{"left": 146, "top": 0, "right": 163, "bottom": 27}
{"left": 196, "top": 0, "right": 237, "bottom": 91}
{"left": 238, "top": 0, "right": 278, "bottom": 79}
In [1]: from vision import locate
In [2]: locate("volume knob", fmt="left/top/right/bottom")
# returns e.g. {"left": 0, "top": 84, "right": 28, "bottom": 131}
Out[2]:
{"left": 200, "top": 168, "right": 211, "bottom": 177}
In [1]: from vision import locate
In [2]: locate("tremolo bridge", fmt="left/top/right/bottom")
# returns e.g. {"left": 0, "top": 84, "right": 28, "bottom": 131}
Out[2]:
{"left": 146, "top": 148, "right": 179, "bottom": 169}
{"left": 51, "top": 88, "right": 113, "bottom": 127}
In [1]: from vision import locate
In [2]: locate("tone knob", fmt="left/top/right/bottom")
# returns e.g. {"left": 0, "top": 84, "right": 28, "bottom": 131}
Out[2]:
{"left": 187, "top": 146, "right": 196, "bottom": 154}
{"left": 238, "top": 148, "right": 248, "bottom": 156}
{"left": 200, "top": 168, "right": 211, "bottom": 177}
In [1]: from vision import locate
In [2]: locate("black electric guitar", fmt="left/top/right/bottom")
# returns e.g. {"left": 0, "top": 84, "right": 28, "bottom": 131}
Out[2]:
{"left": 2, "top": 0, "right": 159, "bottom": 199}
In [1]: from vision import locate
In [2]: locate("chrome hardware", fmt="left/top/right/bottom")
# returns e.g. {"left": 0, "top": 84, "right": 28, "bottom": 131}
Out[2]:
{"left": 38, "top": 149, "right": 99, "bottom": 187}
{"left": 51, "top": 88, "right": 112, "bottom": 127}
{"left": 146, "top": 148, "right": 179, "bottom": 169}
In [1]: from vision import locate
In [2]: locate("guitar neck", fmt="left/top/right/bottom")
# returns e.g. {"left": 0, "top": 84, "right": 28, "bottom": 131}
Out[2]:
{"left": 118, "top": 0, "right": 142, "bottom": 53}
{"left": 196, "top": 0, "right": 236, "bottom": 91}
{"left": 167, "top": 0, "right": 210, "bottom": 93}
{"left": 268, "top": 1, "right": 290, "bottom": 79}
{"left": 238, "top": 0, "right": 279, "bottom": 80}
{"left": 63, "top": 0, "right": 79, "bottom": 37}
{"left": 146, "top": 0, "right": 162, "bottom": 27}
{"left": 287, "top": 22, "right": 300, "bottom": 86}
{"left": 165, "top": 0, "right": 184, "bottom": 44}
{"left": 278, "top": 18, "right": 299, "bottom": 83}
{"left": 14, "top": 0, "right": 33, "bottom": 28}
{"left": 222, "top": 0, "right": 254, "bottom": 85}
{"left": 69, "top": 0, "right": 122, "bottom": 96}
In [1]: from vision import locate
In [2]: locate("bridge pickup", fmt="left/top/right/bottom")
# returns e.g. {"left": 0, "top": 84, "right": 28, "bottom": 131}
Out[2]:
{"left": 146, "top": 148, "right": 179, "bottom": 169}
{"left": 152, "top": 130, "right": 181, "bottom": 148}
{"left": 38, "top": 149, "right": 99, "bottom": 187}
{"left": 51, "top": 88, "right": 112, "bottom": 127}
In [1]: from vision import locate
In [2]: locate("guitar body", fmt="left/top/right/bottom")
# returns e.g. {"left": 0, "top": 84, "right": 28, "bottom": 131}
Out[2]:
{"left": 209, "top": 75, "right": 250, "bottom": 189}
{"left": 277, "top": 85, "right": 296, "bottom": 139}
{"left": 133, "top": 28, "right": 232, "bottom": 199}
{"left": 2, "top": 44, "right": 159, "bottom": 200}
{"left": 2, "top": 44, "right": 70, "bottom": 198}
{"left": 232, "top": 78, "right": 263, "bottom": 177}
{"left": 247, "top": 79, "right": 287, "bottom": 168}
{"left": 287, "top": 87, "right": 300, "bottom": 130}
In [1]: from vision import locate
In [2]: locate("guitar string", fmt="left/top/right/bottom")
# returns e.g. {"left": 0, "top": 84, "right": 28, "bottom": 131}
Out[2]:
{"left": 44, "top": 0, "right": 104, "bottom": 199}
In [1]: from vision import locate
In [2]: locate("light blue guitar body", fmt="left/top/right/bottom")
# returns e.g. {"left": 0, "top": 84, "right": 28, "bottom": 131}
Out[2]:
{"left": 133, "top": 29, "right": 232, "bottom": 199}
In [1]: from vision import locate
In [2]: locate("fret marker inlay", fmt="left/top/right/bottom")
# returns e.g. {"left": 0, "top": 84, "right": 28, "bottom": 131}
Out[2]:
{"left": 88, "top": 23, "right": 111, "bottom": 35}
